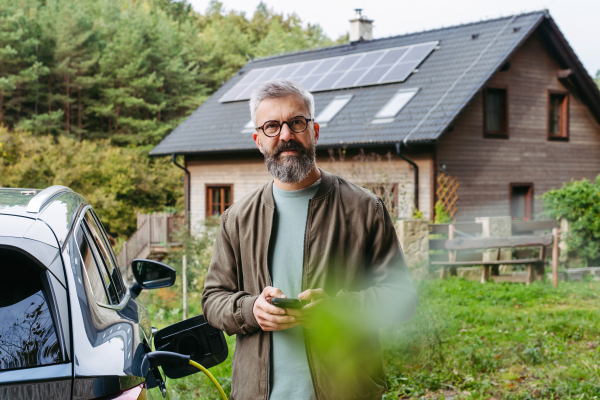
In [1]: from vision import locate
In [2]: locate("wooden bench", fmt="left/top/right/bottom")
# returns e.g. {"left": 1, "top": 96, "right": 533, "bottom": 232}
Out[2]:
{"left": 430, "top": 231, "right": 559, "bottom": 284}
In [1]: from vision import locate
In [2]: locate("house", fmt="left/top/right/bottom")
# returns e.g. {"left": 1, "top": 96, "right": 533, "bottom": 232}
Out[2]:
{"left": 150, "top": 10, "right": 600, "bottom": 229}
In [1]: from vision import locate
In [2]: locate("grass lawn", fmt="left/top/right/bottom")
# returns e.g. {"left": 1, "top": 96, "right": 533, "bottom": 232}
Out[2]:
{"left": 146, "top": 278, "right": 600, "bottom": 399}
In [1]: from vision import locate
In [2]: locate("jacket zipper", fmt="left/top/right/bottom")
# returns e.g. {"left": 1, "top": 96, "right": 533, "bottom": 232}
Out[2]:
{"left": 266, "top": 203, "right": 274, "bottom": 400}
{"left": 302, "top": 198, "right": 323, "bottom": 400}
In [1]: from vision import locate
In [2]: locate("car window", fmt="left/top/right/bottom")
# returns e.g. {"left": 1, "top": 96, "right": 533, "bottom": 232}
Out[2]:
{"left": 90, "top": 209, "right": 126, "bottom": 288}
{"left": 0, "top": 249, "right": 62, "bottom": 371}
{"left": 84, "top": 211, "right": 125, "bottom": 301}
{"left": 78, "top": 226, "right": 112, "bottom": 305}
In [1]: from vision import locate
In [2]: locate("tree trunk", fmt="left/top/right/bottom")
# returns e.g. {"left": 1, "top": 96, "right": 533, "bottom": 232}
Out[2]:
{"left": 0, "top": 92, "right": 4, "bottom": 122}
{"left": 78, "top": 89, "right": 82, "bottom": 141}
{"left": 16, "top": 88, "right": 21, "bottom": 123}
{"left": 48, "top": 76, "right": 51, "bottom": 135}
{"left": 157, "top": 86, "right": 163, "bottom": 122}
{"left": 64, "top": 74, "right": 70, "bottom": 134}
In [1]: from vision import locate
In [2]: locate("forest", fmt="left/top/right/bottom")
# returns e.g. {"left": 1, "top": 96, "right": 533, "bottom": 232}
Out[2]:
{"left": 0, "top": 0, "right": 345, "bottom": 237}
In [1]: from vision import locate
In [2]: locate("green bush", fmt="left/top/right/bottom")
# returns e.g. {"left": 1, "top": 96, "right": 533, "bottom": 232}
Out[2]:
{"left": 541, "top": 174, "right": 600, "bottom": 263}
{"left": 0, "top": 128, "right": 183, "bottom": 238}
{"left": 434, "top": 200, "right": 453, "bottom": 224}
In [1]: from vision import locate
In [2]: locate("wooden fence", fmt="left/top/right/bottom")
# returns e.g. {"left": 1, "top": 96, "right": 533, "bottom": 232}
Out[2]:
{"left": 116, "top": 213, "right": 185, "bottom": 275}
{"left": 429, "top": 220, "right": 560, "bottom": 263}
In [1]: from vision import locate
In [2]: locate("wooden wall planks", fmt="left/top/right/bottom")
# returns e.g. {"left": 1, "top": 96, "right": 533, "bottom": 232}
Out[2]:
{"left": 436, "top": 31, "right": 600, "bottom": 221}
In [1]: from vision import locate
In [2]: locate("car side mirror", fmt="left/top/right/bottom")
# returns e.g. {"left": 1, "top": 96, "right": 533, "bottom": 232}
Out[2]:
{"left": 130, "top": 259, "right": 176, "bottom": 299}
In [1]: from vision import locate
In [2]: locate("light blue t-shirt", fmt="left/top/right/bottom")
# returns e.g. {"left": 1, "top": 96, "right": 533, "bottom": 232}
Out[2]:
{"left": 269, "top": 181, "right": 320, "bottom": 400}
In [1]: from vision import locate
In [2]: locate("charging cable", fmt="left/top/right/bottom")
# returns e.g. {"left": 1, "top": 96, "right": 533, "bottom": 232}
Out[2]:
{"left": 189, "top": 360, "right": 229, "bottom": 400}
{"left": 142, "top": 351, "right": 229, "bottom": 400}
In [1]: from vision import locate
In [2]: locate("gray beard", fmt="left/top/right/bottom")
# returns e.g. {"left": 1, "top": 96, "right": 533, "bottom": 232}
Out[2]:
{"left": 262, "top": 139, "right": 316, "bottom": 183}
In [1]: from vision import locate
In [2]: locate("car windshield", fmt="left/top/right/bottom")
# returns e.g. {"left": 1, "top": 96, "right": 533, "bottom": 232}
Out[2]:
{"left": 0, "top": 249, "right": 62, "bottom": 371}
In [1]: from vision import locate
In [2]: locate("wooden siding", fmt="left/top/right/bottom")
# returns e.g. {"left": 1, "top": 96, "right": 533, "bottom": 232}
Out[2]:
{"left": 436, "top": 31, "right": 600, "bottom": 221}
{"left": 186, "top": 150, "right": 432, "bottom": 231}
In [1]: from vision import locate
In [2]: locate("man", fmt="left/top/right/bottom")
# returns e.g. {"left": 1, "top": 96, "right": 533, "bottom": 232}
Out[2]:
{"left": 202, "top": 78, "right": 417, "bottom": 400}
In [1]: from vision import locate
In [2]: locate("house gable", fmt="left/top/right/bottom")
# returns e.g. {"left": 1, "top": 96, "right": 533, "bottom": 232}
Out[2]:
{"left": 436, "top": 30, "right": 600, "bottom": 221}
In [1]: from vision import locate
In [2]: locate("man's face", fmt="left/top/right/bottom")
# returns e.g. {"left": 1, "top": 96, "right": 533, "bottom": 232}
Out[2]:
{"left": 253, "top": 94, "right": 320, "bottom": 183}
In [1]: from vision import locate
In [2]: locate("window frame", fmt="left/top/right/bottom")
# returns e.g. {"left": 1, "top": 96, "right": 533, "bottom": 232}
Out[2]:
{"left": 89, "top": 209, "right": 126, "bottom": 290}
{"left": 509, "top": 182, "right": 534, "bottom": 221}
{"left": 78, "top": 222, "right": 115, "bottom": 305}
{"left": 83, "top": 210, "right": 125, "bottom": 301}
{"left": 483, "top": 86, "right": 509, "bottom": 139}
{"left": 74, "top": 208, "right": 131, "bottom": 310}
{"left": 547, "top": 90, "right": 569, "bottom": 141}
{"left": 205, "top": 184, "right": 234, "bottom": 217}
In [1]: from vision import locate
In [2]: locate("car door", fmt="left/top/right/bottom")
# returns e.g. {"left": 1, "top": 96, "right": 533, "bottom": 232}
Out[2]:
{"left": 66, "top": 208, "right": 149, "bottom": 399}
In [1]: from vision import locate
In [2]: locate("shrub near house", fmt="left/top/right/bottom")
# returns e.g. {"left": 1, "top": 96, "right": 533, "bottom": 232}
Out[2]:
{"left": 542, "top": 174, "right": 600, "bottom": 265}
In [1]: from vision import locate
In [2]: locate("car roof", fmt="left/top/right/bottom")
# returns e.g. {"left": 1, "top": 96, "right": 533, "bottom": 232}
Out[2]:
{"left": 0, "top": 186, "right": 88, "bottom": 247}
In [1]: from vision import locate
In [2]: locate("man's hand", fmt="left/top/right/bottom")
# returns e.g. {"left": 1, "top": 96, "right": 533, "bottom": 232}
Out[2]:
{"left": 286, "top": 288, "right": 331, "bottom": 329}
{"left": 252, "top": 286, "right": 298, "bottom": 331}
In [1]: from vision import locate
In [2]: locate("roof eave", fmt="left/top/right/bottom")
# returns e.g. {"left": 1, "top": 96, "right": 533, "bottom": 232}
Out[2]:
{"left": 150, "top": 139, "right": 437, "bottom": 158}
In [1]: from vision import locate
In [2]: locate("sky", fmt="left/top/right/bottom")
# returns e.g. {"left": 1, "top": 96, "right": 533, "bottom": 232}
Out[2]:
{"left": 188, "top": 0, "right": 600, "bottom": 77}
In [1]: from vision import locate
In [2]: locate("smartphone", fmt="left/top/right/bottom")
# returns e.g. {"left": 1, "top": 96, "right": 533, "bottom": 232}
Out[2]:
{"left": 271, "top": 298, "right": 307, "bottom": 309}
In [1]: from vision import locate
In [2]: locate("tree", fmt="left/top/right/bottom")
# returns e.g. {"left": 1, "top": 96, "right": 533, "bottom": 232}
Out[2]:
{"left": 0, "top": 127, "right": 183, "bottom": 238}
{"left": 0, "top": 0, "right": 339, "bottom": 145}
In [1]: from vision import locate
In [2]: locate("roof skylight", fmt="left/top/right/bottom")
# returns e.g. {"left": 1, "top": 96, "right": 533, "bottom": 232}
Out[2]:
{"left": 316, "top": 95, "right": 353, "bottom": 126}
{"left": 372, "top": 88, "right": 419, "bottom": 124}
{"left": 241, "top": 119, "right": 255, "bottom": 134}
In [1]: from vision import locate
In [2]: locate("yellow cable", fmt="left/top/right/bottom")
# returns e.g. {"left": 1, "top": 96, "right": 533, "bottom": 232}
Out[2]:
{"left": 188, "top": 360, "right": 229, "bottom": 400}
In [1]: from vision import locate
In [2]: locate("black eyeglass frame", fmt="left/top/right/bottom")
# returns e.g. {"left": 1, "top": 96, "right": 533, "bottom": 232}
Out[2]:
{"left": 255, "top": 116, "right": 314, "bottom": 137}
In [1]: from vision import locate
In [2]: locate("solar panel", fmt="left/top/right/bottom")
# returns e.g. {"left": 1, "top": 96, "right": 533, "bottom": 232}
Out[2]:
{"left": 219, "top": 41, "right": 438, "bottom": 103}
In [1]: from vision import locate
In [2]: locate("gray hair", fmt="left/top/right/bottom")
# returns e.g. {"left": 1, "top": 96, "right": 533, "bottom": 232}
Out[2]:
{"left": 249, "top": 78, "right": 315, "bottom": 126}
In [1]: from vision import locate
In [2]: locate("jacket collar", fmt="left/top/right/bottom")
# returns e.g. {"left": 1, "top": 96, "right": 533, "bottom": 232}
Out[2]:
{"left": 261, "top": 168, "right": 335, "bottom": 208}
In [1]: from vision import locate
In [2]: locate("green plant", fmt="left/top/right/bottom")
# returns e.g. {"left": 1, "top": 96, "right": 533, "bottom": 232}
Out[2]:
{"left": 541, "top": 174, "right": 600, "bottom": 262}
{"left": 0, "top": 128, "right": 183, "bottom": 238}
{"left": 434, "top": 200, "right": 453, "bottom": 224}
{"left": 412, "top": 209, "right": 424, "bottom": 220}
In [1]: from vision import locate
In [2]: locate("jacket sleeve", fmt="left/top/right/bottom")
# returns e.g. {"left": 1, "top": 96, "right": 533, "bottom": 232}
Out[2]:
{"left": 332, "top": 199, "right": 418, "bottom": 329}
{"left": 201, "top": 210, "right": 261, "bottom": 336}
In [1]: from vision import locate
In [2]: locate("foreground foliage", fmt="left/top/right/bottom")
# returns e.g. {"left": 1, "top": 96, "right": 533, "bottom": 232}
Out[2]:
{"left": 541, "top": 174, "right": 600, "bottom": 264}
{"left": 383, "top": 278, "right": 600, "bottom": 399}
{"left": 0, "top": 128, "right": 182, "bottom": 237}
{"left": 144, "top": 278, "right": 600, "bottom": 399}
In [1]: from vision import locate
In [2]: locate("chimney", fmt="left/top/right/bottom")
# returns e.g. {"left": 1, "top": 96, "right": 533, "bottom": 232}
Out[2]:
{"left": 349, "top": 9, "right": 373, "bottom": 42}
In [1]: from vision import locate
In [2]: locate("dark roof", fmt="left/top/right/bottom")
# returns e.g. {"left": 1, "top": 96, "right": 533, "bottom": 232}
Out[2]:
{"left": 151, "top": 10, "right": 600, "bottom": 156}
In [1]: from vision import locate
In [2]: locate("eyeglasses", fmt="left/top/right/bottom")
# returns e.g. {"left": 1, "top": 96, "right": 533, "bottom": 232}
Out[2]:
{"left": 256, "top": 116, "right": 314, "bottom": 137}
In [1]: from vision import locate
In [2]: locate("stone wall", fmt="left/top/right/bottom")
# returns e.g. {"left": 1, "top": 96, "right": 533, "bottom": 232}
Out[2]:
{"left": 396, "top": 219, "right": 429, "bottom": 270}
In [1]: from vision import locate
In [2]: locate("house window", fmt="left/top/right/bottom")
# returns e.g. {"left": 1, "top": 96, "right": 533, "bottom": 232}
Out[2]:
{"left": 206, "top": 185, "right": 233, "bottom": 217}
{"left": 483, "top": 87, "right": 508, "bottom": 138}
{"left": 548, "top": 92, "right": 569, "bottom": 140}
{"left": 510, "top": 183, "right": 533, "bottom": 221}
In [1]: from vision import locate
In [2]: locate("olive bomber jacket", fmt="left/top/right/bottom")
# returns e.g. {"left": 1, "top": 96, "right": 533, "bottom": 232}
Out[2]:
{"left": 201, "top": 169, "right": 418, "bottom": 400}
